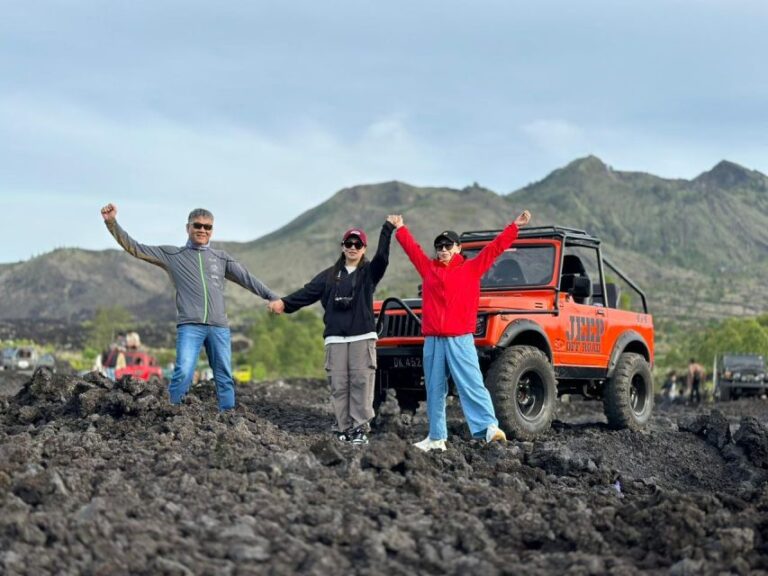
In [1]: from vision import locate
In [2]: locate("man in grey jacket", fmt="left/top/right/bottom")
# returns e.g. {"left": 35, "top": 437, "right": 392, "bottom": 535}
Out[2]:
{"left": 100, "top": 203, "right": 278, "bottom": 410}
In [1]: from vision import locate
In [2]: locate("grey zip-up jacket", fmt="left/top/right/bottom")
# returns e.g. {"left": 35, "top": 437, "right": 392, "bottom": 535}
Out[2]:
{"left": 106, "top": 220, "right": 278, "bottom": 327}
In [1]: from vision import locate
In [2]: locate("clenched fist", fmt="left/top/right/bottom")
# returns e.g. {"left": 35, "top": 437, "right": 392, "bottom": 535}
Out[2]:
{"left": 514, "top": 210, "right": 532, "bottom": 227}
{"left": 100, "top": 203, "right": 117, "bottom": 221}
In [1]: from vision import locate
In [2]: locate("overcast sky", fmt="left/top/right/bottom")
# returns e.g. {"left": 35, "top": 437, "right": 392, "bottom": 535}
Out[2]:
{"left": 2, "top": 0, "right": 766, "bottom": 263}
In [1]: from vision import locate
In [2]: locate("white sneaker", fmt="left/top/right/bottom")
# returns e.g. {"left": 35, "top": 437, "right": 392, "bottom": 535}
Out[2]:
{"left": 413, "top": 437, "right": 447, "bottom": 452}
{"left": 485, "top": 424, "right": 507, "bottom": 444}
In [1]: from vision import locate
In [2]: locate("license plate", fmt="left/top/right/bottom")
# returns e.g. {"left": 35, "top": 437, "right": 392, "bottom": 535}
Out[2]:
{"left": 391, "top": 357, "right": 422, "bottom": 369}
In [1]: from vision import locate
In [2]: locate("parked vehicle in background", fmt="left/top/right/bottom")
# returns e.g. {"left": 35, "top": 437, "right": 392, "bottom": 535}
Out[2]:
{"left": 1, "top": 348, "right": 17, "bottom": 370}
{"left": 1, "top": 346, "right": 57, "bottom": 373}
{"left": 374, "top": 225, "right": 655, "bottom": 440}
{"left": 102, "top": 348, "right": 164, "bottom": 384}
{"left": 233, "top": 365, "right": 253, "bottom": 384}
{"left": 36, "top": 353, "right": 57, "bottom": 371}
{"left": 714, "top": 353, "right": 766, "bottom": 401}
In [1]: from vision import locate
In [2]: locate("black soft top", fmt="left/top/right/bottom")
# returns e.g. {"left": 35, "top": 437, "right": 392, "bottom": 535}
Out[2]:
{"left": 460, "top": 226, "right": 600, "bottom": 248}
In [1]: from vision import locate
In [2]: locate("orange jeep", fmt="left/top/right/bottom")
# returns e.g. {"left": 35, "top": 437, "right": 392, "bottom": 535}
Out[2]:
{"left": 374, "top": 226, "right": 654, "bottom": 439}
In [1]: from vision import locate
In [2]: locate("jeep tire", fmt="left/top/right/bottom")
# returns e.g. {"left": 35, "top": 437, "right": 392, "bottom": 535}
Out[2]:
{"left": 603, "top": 352, "right": 653, "bottom": 429}
{"left": 485, "top": 345, "right": 557, "bottom": 440}
{"left": 719, "top": 386, "right": 731, "bottom": 401}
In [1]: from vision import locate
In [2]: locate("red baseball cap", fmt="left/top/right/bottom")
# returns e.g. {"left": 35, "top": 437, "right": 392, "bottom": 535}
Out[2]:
{"left": 342, "top": 228, "right": 368, "bottom": 246}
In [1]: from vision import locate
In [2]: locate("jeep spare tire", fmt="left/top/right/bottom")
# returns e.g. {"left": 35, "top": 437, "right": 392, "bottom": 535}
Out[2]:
{"left": 485, "top": 345, "right": 557, "bottom": 440}
{"left": 603, "top": 352, "right": 653, "bottom": 429}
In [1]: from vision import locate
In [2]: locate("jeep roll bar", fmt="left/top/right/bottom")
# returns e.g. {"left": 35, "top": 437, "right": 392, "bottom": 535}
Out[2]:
{"left": 460, "top": 226, "right": 599, "bottom": 244}
{"left": 602, "top": 257, "right": 648, "bottom": 313}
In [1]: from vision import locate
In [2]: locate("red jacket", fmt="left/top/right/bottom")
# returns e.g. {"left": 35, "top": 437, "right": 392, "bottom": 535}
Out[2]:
{"left": 396, "top": 222, "right": 520, "bottom": 336}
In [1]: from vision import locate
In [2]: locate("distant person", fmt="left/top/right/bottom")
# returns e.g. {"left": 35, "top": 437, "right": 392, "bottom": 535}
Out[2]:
{"left": 100, "top": 203, "right": 279, "bottom": 411}
{"left": 390, "top": 209, "right": 532, "bottom": 451}
{"left": 92, "top": 351, "right": 104, "bottom": 374}
{"left": 268, "top": 218, "right": 395, "bottom": 444}
{"left": 687, "top": 358, "right": 705, "bottom": 404}
{"left": 661, "top": 370, "right": 679, "bottom": 402}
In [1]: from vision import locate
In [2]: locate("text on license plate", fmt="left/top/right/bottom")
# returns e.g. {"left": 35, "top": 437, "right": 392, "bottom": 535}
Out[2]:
{"left": 392, "top": 357, "right": 422, "bottom": 369}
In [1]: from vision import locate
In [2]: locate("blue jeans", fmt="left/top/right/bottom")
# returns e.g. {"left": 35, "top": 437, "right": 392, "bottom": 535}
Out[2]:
{"left": 423, "top": 335, "right": 499, "bottom": 440}
{"left": 169, "top": 324, "right": 235, "bottom": 410}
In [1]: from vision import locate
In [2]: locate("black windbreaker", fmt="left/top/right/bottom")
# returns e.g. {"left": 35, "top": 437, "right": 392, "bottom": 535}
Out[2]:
{"left": 282, "top": 222, "right": 395, "bottom": 338}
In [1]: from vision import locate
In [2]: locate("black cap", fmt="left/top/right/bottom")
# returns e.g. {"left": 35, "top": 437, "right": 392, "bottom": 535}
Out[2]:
{"left": 433, "top": 230, "right": 460, "bottom": 246}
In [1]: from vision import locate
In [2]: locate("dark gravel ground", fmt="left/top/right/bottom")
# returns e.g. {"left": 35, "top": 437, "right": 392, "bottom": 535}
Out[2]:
{"left": 1, "top": 369, "right": 767, "bottom": 575}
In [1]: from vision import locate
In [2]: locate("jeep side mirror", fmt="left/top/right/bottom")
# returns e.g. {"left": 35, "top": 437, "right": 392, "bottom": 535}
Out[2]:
{"left": 572, "top": 276, "right": 592, "bottom": 299}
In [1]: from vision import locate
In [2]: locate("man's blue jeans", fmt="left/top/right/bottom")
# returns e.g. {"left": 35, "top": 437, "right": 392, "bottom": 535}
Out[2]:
{"left": 168, "top": 324, "right": 235, "bottom": 410}
{"left": 423, "top": 334, "right": 499, "bottom": 440}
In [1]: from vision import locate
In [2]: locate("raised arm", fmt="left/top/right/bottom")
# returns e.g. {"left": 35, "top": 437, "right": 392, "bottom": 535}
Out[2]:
{"left": 391, "top": 215, "right": 432, "bottom": 277}
{"left": 468, "top": 210, "right": 532, "bottom": 275}
{"left": 100, "top": 203, "right": 173, "bottom": 268}
{"left": 367, "top": 219, "right": 396, "bottom": 284}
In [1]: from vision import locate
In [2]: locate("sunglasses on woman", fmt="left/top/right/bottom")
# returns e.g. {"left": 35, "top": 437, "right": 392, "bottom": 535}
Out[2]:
{"left": 343, "top": 239, "right": 364, "bottom": 249}
{"left": 434, "top": 241, "right": 455, "bottom": 251}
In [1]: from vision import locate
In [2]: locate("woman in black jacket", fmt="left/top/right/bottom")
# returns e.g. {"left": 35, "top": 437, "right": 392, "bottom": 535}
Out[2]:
{"left": 269, "top": 217, "right": 396, "bottom": 444}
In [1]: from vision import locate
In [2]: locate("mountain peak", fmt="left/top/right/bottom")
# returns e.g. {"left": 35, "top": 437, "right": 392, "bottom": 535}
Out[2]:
{"left": 693, "top": 160, "right": 764, "bottom": 189}
{"left": 567, "top": 155, "right": 609, "bottom": 172}
{"left": 533, "top": 155, "right": 613, "bottom": 189}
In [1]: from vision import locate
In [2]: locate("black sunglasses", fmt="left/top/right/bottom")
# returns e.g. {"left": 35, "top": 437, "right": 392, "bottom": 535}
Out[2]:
{"left": 434, "top": 241, "right": 455, "bottom": 251}
{"left": 191, "top": 222, "right": 213, "bottom": 231}
{"left": 343, "top": 239, "right": 364, "bottom": 249}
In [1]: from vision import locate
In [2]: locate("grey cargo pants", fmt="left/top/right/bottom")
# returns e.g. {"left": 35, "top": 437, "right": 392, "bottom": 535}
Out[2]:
{"left": 325, "top": 339, "right": 377, "bottom": 431}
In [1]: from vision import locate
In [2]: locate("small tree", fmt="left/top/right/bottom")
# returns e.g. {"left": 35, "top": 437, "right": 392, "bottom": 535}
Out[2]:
{"left": 85, "top": 306, "right": 135, "bottom": 351}
{"left": 246, "top": 310, "right": 325, "bottom": 380}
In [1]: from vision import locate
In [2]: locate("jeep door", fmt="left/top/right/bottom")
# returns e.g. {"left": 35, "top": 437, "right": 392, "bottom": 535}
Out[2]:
{"left": 556, "top": 246, "right": 611, "bottom": 368}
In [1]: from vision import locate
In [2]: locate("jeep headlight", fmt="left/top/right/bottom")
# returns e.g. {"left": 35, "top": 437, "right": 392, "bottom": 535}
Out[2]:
{"left": 474, "top": 314, "right": 488, "bottom": 337}
{"left": 734, "top": 372, "right": 741, "bottom": 381}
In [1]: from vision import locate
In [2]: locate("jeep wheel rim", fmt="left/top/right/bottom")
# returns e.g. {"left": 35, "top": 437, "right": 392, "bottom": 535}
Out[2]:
{"left": 516, "top": 371, "right": 546, "bottom": 420}
{"left": 630, "top": 373, "right": 648, "bottom": 415}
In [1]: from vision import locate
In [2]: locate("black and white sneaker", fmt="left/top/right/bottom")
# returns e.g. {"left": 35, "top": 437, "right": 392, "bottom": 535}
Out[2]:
{"left": 334, "top": 430, "right": 351, "bottom": 443}
{"left": 348, "top": 426, "right": 369, "bottom": 445}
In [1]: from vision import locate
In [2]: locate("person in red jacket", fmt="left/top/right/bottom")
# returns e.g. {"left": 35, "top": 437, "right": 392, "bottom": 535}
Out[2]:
{"left": 390, "top": 210, "right": 532, "bottom": 451}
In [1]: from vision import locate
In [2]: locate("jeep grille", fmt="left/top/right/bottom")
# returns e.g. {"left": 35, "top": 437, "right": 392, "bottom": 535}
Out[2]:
{"left": 379, "top": 313, "right": 423, "bottom": 338}
{"left": 377, "top": 313, "right": 488, "bottom": 339}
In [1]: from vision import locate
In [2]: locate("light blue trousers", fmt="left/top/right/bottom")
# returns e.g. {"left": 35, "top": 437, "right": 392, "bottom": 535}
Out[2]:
{"left": 169, "top": 324, "right": 235, "bottom": 410}
{"left": 423, "top": 334, "right": 499, "bottom": 440}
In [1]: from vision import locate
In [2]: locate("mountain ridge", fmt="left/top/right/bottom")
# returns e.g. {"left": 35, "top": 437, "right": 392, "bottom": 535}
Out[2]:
{"left": 2, "top": 157, "right": 767, "bottom": 326}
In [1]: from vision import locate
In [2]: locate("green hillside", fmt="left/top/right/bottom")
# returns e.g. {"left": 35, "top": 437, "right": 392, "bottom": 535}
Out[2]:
{"left": 505, "top": 157, "right": 768, "bottom": 323}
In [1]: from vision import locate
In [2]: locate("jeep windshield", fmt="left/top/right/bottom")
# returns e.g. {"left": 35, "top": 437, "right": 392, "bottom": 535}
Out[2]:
{"left": 462, "top": 245, "right": 556, "bottom": 289}
{"left": 722, "top": 355, "right": 765, "bottom": 371}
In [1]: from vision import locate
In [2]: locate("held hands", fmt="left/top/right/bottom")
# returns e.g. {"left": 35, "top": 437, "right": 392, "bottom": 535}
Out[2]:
{"left": 100, "top": 203, "right": 117, "bottom": 221}
{"left": 514, "top": 210, "right": 532, "bottom": 227}
{"left": 387, "top": 214, "right": 404, "bottom": 229}
{"left": 267, "top": 299, "right": 285, "bottom": 315}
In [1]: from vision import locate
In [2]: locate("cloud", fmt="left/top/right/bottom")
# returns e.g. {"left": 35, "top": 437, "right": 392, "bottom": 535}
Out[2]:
{"left": 521, "top": 119, "right": 588, "bottom": 157}
{"left": 0, "top": 97, "right": 442, "bottom": 260}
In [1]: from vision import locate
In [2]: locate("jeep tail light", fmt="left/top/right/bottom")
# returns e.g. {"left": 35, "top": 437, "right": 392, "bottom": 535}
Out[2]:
{"left": 474, "top": 315, "right": 488, "bottom": 337}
